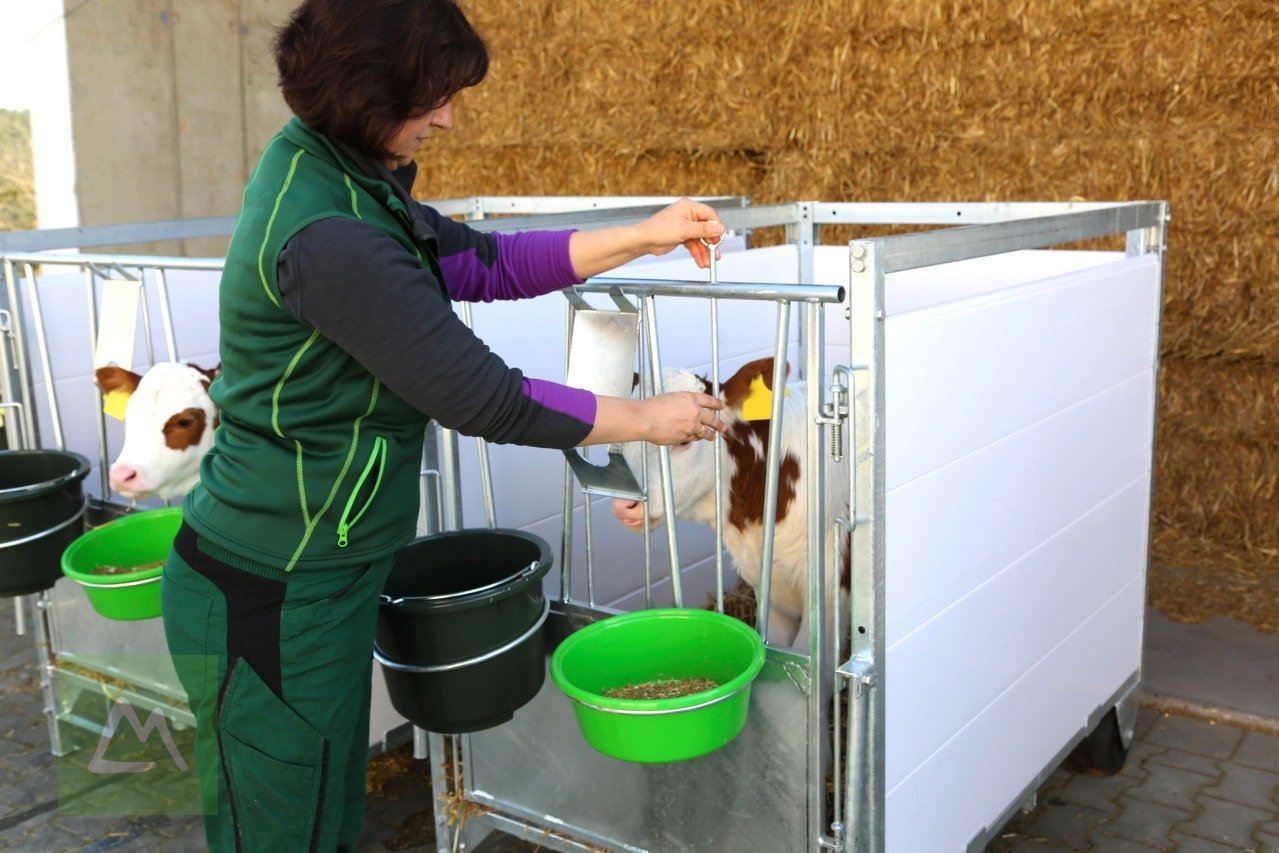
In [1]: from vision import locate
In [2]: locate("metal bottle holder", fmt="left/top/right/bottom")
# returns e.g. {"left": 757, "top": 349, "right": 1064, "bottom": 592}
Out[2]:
{"left": 560, "top": 289, "right": 645, "bottom": 501}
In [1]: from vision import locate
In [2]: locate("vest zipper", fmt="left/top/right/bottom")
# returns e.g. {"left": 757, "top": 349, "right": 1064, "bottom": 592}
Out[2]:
{"left": 336, "top": 436, "right": 387, "bottom": 548}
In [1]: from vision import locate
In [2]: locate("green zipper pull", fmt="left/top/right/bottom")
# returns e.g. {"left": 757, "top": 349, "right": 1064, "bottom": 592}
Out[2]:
{"left": 337, "top": 524, "right": 350, "bottom": 548}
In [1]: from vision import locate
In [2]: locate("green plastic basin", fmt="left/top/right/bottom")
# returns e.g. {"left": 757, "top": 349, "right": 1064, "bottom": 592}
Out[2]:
{"left": 60, "top": 507, "right": 182, "bottom": 621}
{"left": 550, "top": 608, "right": 766, "bottom": 764}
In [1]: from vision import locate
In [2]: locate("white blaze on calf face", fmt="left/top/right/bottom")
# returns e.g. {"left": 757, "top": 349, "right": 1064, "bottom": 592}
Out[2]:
{"left": 95, "top": 362, "right": 219, "bottom": 501}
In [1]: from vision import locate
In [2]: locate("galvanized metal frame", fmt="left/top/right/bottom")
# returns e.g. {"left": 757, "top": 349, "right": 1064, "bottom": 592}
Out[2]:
{"left": 0, "top": 198, "right": 1167, "bottom": 853}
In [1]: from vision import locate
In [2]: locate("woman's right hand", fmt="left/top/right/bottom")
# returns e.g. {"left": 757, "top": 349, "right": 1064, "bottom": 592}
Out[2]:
{"left": 581, "top": 391, "right": 726, "bottom": 447}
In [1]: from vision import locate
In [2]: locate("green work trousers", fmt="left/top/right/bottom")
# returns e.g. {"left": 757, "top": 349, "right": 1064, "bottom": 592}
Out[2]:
{"left": 161, "top": 522, "right": 394, "bottom": 852}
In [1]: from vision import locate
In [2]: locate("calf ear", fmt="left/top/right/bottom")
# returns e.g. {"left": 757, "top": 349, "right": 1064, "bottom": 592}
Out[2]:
{"left": 188, "top": 362, "right": 221, "bottom": 391}
{"left": 94, "top": 365, "right": 142, "bottom": 395}
{"left": 722, "top": 358, "right": 775, "bottom": 411}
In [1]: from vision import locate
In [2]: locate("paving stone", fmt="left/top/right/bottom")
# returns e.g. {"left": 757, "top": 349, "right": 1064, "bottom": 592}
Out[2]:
{"left": 1253, "top": 830, "right": 1279, "bottom": 852}
{"left": 1234, "top": 731, "right": 1279, "bottom": 775}
{"left": 1168, "top": 832, "right": 1259, "bottom": 851}
{"left": 6, "top": 813, "right": 91, "bottom": 851}
{"left": 1149, "top": 746, "right": 1228, "bottom": 778}
{"left": 1127, "top": 761, "right": 1219, "bottom": 811}
{"left": 1121, "top": 739, "right": 1167, "bottom": 780}
{"left": 1179, "top": 795, "right": 1274, "bottom": 849}
{"left": 1200, "top": 764, "right": 1279, "bottom": 814}
{"left": 1054, "top": 770, "right": 1136, "bottom": 815}
{"left": 1100, "top": 795, "right": 1195, "bottom": 850}
{"left": 1005, "top": 798, "right": 1105, "bottom": 849}
{"left": 1143, "top": 715, "right": 1245, "bottom": 761}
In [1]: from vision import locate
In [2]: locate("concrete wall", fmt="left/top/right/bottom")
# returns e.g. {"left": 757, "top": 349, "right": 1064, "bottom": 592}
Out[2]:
{"left": 57, "top": 0, "right": 295, "bottom": 255}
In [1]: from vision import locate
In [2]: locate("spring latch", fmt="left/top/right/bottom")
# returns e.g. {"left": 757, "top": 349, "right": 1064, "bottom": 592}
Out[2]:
{"left": 818, "top": 366, "right": 852, "bottom": 462}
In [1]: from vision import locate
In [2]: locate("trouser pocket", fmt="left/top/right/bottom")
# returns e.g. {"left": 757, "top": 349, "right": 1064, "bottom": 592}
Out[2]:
{"left": 219, "top": 658, "right": 329, "bottom": 853}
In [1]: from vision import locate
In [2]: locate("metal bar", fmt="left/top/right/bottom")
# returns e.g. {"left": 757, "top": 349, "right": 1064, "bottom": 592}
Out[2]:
{"left": 457, "top": 303, "right": 498, "bottom": 529}
{"left": 811, "top": 200, "right": 1139, "bottom": 226}
{"left": 438, "top": 427, "right": 463, "bottom": 532}
{"left": 753, "top": 302, "right": 791, "bottom": 643}
{"left": 643, "top": 294, "right": 681, "bottom": 607}
{"left": 24, "top": 264, "right": 62, "bottom": 450}
{"left": 155, "top": 268, "right": 180, "bottom": 361}
{"left": 84, "top": 268, "right": 112, "bottom": 495}
{"left": 0, "top": 252, "right": 225, "bottom": 270}
{"left": 0, "top": 217, "right": 237, "bottom": 254}
{"left": 584, "top": 495, "right": 596, "bottom": 607}
{"left": 3, "top": 260, "right": 38, "bottom": 448}
{"left": 560, "top": 299, "right": 576, "bottom": 602}
{"left": 637, "top": 304, "right": 653, "bottom": 609}
{"left": 804, "top": 300, "right": 827, "bottom": 847}
{"left": 873, "top": 203, "right": 1165, "bottom": 274}
{"left": 708, "top": 254, "right": 725, "bottom": 613}
{"left": 581, "top": 277, "right": 844, "bottom": 304}
{"left": 846, "top": 238, "right": 887, "bottom": 852}
{"left": 459, "top": 198, "right": 746, "bottom": 236}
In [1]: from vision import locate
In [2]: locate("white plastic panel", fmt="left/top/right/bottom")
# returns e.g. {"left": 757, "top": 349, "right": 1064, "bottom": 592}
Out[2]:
{"left": 886, "top": 476, "right": 1150, "bottom": 790}
{"left": 886, "top": 372, "right": 1155, "bottom": 647}
{"left": 885, "top": 576, "right": 1145, "bottom": 851}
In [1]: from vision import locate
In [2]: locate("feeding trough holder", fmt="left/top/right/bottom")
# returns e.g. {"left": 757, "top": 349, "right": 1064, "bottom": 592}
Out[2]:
{"left": 560, "top": 289, "right": 644, "bottom": 501}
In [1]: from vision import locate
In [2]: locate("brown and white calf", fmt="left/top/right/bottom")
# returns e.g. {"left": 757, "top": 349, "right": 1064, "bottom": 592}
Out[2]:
{"left": 612, "top": 357, "right": 849, "bottom": 649}
{"left": 94, "top": 362, "right": 219, "bottom": 501}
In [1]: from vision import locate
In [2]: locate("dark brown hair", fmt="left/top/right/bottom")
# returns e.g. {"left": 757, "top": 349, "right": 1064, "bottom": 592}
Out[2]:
{"left": 274, "top": 0, "right": 489, "bottom": 161}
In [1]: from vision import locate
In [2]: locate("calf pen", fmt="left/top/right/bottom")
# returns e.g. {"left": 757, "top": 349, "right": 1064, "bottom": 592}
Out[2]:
{"left": 0, "top": 198, "right": 1167, "bottom": 851}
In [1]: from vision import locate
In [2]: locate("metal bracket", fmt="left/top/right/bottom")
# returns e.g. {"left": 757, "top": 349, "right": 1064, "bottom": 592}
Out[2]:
{"left": 779, "top": 657, "right": 811, "bottom": 695}
{"left": 560, "top": 288, "right": 645, "bottom": 500}
{"left": 837, "top": 655, "right": 876, "bottom": 698}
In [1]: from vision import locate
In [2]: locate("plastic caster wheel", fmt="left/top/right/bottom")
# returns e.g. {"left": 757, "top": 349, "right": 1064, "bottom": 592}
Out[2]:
{"left": 1084, "top": 708, "right": 1130, "bottom": 775}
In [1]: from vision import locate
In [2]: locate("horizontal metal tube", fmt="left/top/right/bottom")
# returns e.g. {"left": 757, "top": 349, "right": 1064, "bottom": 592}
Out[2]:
{"left": 0, "top": 252, "right": 225, "bottom": 271}
{"left": 0, "top": 216, "right": 236, "bottom": 254}
{"left": 812, "top": 200, "right": 1142, "bottom": 226}
{"left": 874, "top": 203, "right": 1165, "bottom": 274}
{"left": 580, "top": 278, "right": 844, "bottom": 304}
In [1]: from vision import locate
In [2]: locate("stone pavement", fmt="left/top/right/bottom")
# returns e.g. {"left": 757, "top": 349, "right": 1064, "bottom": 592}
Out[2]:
{"left": 1, "top": 599, "right": 1277, "bottom": 851}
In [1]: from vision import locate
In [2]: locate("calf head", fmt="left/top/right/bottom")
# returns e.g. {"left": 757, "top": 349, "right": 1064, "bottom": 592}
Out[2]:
{"left": 95, "top": 362, "right": 219, "bottom": 500}
{"left": 611, "top": 357, "right": 794, "bottom": 532}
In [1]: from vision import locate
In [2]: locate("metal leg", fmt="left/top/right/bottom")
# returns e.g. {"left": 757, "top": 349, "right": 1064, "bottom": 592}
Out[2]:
{"left": 31, "top": 592, "right": 64, "bottom": 756}
{"left": 14, "top": 597, "right": 24, "bottom": 636}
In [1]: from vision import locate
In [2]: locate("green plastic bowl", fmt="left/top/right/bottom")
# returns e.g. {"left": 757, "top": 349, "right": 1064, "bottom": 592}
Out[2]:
{"left": 60, "top": 507, "right": 182, "bottom": 621}
{"left": 550, "top": 608, "right": 766, "bottom": 763}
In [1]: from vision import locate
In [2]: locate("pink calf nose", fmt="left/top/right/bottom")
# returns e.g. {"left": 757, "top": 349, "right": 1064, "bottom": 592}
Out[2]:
{"left": 109, "top": 463, "right": 142, "bottom": 492}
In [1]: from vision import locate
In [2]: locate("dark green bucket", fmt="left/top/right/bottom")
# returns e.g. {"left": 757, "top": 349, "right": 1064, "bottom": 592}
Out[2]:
{"left": 374, "top": 528, "right": 552, "bottom": 734}
{"left": 0, "top": 450, "right": 91, "bottom": 597}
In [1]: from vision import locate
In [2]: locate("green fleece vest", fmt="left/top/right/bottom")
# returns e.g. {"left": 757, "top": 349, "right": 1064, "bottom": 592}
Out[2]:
{"left": 184, "top": 119, "right": 443, "bottom": 578}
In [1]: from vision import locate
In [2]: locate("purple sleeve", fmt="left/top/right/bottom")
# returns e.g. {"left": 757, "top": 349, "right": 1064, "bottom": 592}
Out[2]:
{"left": 441, "top": 230, "right": 583, "bottom": 303}
{"left": 521, "top": 378, "right": 596, "bottom": 427}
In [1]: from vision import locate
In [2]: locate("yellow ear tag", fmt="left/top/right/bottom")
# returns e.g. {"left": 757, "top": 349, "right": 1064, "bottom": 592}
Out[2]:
{"left": 741, "top": 374, "right": 788, "bottom": 422}
{"left": 103, "top": 389, "right": 131, "bottom": 421}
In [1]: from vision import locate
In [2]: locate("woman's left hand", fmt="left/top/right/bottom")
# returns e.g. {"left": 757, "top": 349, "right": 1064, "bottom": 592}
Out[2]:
{"left": 568, "top": 198, "right": 726, "bottom": 279}
{"left": 637, "top": 198, "right": 725, "bottom": 269}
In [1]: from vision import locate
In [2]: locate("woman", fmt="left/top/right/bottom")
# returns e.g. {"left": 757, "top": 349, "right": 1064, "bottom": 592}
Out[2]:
{"left": 160, "top": 0, "right": 726, "bottom": 849}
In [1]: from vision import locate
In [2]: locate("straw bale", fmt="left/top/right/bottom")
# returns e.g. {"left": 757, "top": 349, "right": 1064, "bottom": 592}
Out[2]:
{"left": 427, "top": 0, "right": 1279, "bottom": 625}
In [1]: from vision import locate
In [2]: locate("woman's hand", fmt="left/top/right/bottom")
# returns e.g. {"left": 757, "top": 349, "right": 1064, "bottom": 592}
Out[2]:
{"left": 568, "top": 198, "right": 725, "bottom": 279}
{"left": 633, "top": 198, "right": 725, "bottom": 269}
{"left": 581, "top": 391, "right": 726, "bottom": 447}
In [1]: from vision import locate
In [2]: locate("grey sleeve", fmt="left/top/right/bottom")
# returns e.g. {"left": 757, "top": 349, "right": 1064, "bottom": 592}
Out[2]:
{"left": 276, "top": 217, "right": 594, "bottom": 448}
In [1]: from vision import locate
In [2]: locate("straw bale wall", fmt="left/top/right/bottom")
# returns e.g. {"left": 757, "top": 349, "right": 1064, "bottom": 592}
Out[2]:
{"left": 415, "top": 0, "right": 1279, "bottom": 629}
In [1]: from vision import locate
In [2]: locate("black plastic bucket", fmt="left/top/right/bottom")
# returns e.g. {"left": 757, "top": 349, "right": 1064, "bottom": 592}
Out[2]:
{"left": 374, "top": 528, "right": 552, "bottom": 734}
{"left": 0, "top": 450, "right": 91, "bottom": 597}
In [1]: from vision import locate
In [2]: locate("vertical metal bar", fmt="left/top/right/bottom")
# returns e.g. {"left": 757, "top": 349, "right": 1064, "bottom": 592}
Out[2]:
{"left": 846, "top": 238, "right": 886, "bottom": 852}
{"left": 457, "top": 303, "right": 497, "bottom": 528}
{"left": 794, "top": 202, "right": 816, "bottom": 381}
{"left": 560, "top": 300, "right": 576, "bottom": 602}
{"left": 136, "top": 267, "right": 156, "bottom": 368}
{"left": 428, "top": 730, "right": 452, "bottom": 853}
{"left": 643, "top": 294, "right": 681, "bottom": 606}
{"left": 422, "top": 427, "right": 443, "bottom": 535}
{"left": 638, "top": 300, "right": 653, "bottom": 608}
{"left": 25, "top": 264, "right": 63, "bottom": 449}
{"left": 85, "top": 267, "right": 111, "bottom": 496}
{"left": 13, "top": 599, "right": 24, "bottom": 636}
{"left": 1128, "top": 201, "right": 1170, "bottom": 695}
{"left": 2, "top": 258, "right": 38, "bottom": 449}
{"left": 710, "top": 310, "right": 724, "bottom": 612}
{"left": 438, "top": 427, "right": 463, "bottom": 532}
{"left": 155, "top": 267, "right": 179, "bottom": 361}
{"left": 804, "top": 300, "right": 828, "bottom": 847}
{"left": 708, "top": 253, "right": 725, "bottom": 612}
{"left": 33, "top": 593, "right": 61, "bottom": 757}
{"left": 584, "top": 496, "right": 596, "bottom": 607}
{"left": 753, "top": 301, "right": 792, "bottom": 642}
